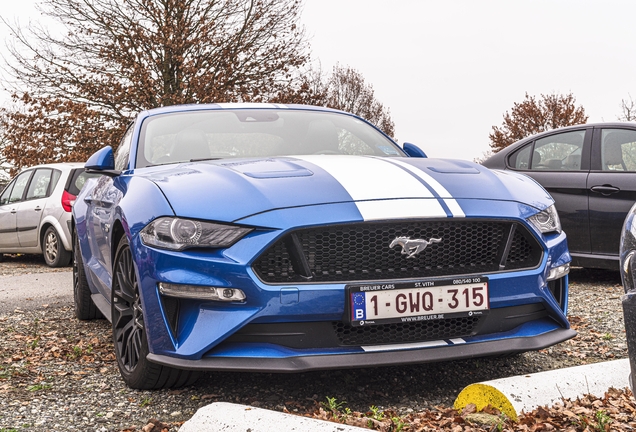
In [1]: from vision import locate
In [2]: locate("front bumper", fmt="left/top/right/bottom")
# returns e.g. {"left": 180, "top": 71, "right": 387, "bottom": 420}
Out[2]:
{"left": 147, "top": 326, "right": 576, "bottom": 372}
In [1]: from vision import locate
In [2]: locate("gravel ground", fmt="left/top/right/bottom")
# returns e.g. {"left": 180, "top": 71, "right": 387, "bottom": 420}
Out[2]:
{"left": 0, "top": 255, "right": 630, "bottom": 431}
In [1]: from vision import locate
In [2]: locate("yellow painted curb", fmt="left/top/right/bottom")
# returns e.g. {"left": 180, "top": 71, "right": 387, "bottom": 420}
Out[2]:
{"left": 454, "top": 383, "right": 517, "bottom": 421}
{"left": 453, "top": 359, "right": 630, "bottom": 422}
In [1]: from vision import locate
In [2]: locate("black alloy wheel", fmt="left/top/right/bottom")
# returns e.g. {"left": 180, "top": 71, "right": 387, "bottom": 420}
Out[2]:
{"left": 111, "top": 235, "right": 198, "bottom": 389}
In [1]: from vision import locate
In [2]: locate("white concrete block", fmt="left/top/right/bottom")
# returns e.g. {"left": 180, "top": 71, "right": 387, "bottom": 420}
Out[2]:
{"left": 179, "top": 402, "right": 369, "bottom": 432}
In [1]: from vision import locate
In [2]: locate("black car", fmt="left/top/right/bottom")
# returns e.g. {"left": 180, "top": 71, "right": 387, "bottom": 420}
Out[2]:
{"left": 619, "top": 202, "right": 636, "bottom": 392}
{"left": 483, "top": 123, "right": 636, "bottom": 270}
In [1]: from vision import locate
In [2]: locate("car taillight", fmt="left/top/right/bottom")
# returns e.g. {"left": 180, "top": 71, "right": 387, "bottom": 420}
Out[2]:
{"left": 62, "top": 190, "right": 77, "bottom": 212}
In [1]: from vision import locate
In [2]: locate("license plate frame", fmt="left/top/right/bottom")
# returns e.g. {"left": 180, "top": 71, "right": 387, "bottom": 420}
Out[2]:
{"left": 348, "top": 277, "right": 489, "bottom": 326}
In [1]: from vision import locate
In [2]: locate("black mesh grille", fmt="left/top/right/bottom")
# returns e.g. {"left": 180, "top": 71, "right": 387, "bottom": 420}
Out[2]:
{"left": 253, "top": 220, "right": 542, "bottom": 284}
{"left": 333, "top": 316, "right": 483, "bottom": 346}
{"left": 506, "top": 229, "right": 533, "bottom": 269}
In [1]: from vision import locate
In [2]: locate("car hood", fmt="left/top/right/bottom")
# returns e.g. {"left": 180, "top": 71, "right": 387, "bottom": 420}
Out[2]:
{"left": 137, "top": 155, "right": 552, "bottom": 223}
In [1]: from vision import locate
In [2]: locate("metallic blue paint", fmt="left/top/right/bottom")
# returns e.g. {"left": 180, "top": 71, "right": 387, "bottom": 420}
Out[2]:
{"left": 85, "top": 146, "right": 115, "bottom": 170}
{"left": 402, "top": 142, "right": 428, "bottom": 158}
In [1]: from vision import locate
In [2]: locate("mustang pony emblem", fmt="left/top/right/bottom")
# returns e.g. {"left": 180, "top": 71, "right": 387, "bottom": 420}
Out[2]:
{"left": 390, "top": 236, "right": 442, "bottom": 258}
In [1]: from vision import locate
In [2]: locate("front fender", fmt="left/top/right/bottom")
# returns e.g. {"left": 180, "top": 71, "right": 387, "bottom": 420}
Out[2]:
{"left": 114, "top": 174, "right": 176, "bottom": 239}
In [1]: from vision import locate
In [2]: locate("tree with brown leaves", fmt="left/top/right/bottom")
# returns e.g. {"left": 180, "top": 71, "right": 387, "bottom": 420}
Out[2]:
{"left": 489, "top": 92, "right": 588, "bottom": 153}
{"left": 273, "top": 63, "right": 396, "bottom": 138}
{"left": 1, "top": 0, "right": 311, "bottom": 172}
{"left": 325, "top": 64, "right": 395, "bottom": 138}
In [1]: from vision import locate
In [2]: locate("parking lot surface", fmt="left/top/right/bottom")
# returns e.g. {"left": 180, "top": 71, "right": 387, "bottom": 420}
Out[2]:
{"left": 0, "top": 255, "right": 629, "bottom": 431}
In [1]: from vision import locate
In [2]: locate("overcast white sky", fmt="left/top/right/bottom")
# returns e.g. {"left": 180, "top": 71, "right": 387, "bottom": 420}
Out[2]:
{"left": 2, "top": 0, "right": 635, "bottom": 160}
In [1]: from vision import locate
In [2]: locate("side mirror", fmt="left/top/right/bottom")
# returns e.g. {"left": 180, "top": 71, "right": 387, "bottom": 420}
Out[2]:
{"left": 85, "top": 146, "right": 121, "bottom": 176}
{"left": 403, "top": 142, "right": 427, "bottom": 158}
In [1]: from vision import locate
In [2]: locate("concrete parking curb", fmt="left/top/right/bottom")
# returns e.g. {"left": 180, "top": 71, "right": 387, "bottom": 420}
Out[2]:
{"left": 179, "top": 360, "right": 631, "bottom": 430}
{"left": 453, "top": 358, "right": 631, "bottom": 421}
{"left": 179, "top": 402, "right": 368, "bottom": 431}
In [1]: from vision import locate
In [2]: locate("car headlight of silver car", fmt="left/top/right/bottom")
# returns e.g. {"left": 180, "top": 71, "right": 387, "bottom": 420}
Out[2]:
{"left": 527, "top": 204, "right": 561, "bottom": 234}
{"left": 140, "top": 217, "right": 252, "bottom": 251}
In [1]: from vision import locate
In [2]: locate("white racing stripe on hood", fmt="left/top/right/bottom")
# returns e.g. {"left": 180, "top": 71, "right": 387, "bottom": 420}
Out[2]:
{"left": 295, "top": 155, "right": 447, "bottom": 220}
{"left": 386, "top": 159, "right": 466, "bottom": 218}
{"left": 357, "top": 199, "right": 447, "bottom": 220}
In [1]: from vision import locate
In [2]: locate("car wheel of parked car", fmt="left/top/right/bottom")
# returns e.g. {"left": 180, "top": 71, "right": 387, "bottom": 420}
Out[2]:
{"left": 43, "top": 226, "right": 71, "bottom": 267}
{"left": 111, "top": 236, "right": 198, "bottom": 389}
{"left": 73, "top": 230, "right": 103, "bottom": 320}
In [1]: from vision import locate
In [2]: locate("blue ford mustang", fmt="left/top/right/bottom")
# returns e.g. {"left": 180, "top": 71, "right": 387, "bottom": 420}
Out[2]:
{"left": 72, "top": 103, "right": 575, "bottom": 389}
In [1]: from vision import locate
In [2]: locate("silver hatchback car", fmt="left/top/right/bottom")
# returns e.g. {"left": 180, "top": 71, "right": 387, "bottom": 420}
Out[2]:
{"left": 0, "top": 162, "right": 99, "bottom": 267}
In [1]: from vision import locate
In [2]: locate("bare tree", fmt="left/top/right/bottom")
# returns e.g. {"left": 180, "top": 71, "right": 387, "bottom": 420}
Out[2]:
{"left": 1, "top": 0, "right": 309, "bottom": 171}
{"left": 489, "top": 92, "right": 588, "bottom": 153}
{"left": 619, "top": 94, "right": 636, "bottom": 121}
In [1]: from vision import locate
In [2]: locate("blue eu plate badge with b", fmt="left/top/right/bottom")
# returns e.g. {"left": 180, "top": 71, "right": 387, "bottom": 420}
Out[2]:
{"left": 351, "top": 292, "right": 366, "bottom": 321}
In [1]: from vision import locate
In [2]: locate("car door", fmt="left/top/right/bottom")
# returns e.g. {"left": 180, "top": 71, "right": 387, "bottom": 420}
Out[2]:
{"left": 504, "top": 128, "right": 592, "bottom": 255}
{"left": 0, "top": 180, "right": 18, "bottom": 248}
{"left": 587, "top": 127, "right": 636, "bottom": 257}
{"left": 84, "top": 175, "right": 120, "bottom": 297}
{"left": 16, "top": 168, "right": 57, "bottom": 247}
{"left": 0, "top": 171, "right": 34, "bottom": 248}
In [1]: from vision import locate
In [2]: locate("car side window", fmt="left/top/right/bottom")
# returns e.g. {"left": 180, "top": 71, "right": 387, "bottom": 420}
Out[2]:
{"left": 25, "top": 168, "right": 53, "bottom": 200}
{"left": 0, "top": 182, "right": 14, "bottom": 205}
{"left": 115, "top": 126, "right": 134, "bottom": 171}
{"left": 601, "top": 129, "right": 636, "bottom": 171}
{"left": 530, "top": 131, "right": 585, "bottom": 171}
{"left": 7, "top": 171, "right": 33, "bottom": 204}
{"left": 69, "top": 170, "right": 101, "bottom": 195}
{"left": 509, "top": 145, "right": 532, "bottom": 169}
{"left": 51, "top": 169, "right": 62, "bottom": 192}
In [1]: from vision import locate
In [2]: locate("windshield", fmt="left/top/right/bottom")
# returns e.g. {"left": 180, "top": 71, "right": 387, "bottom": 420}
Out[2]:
{"left": 136, "top": 109, "right": 404, "bottom": 168}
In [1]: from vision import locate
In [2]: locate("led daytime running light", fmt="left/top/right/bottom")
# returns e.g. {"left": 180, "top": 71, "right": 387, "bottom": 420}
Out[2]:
{"left": 158, "top": 283, "right": 246, "bottom": 301}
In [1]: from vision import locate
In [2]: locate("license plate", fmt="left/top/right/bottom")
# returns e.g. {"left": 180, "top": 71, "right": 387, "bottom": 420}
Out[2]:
{"left": 348, "top": 277, "right": 489, "bottom": 326}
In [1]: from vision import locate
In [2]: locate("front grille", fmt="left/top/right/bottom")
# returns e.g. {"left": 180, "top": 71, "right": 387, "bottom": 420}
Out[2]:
{"left": 252, "top": 220, "right": 542, "bottom": 284}
{"left": 333, "top": 316, "right": 483, "bottom": 346}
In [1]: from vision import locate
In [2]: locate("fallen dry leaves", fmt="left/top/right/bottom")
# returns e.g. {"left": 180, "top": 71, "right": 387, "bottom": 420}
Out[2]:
{"left": 0, "top": 309, "right": 114, "bottom": 394}
{"left": 309, "top": 387, "right": 636, "bottom": 431}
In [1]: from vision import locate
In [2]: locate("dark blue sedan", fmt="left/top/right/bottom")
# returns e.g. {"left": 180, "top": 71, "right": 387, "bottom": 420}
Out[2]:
{"left": 73, "top": 103, "right": 574, "bottom": 389}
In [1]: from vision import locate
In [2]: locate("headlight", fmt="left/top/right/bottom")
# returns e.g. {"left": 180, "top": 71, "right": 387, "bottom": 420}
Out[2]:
{"left": 527, "top": 204, "right": 561, "bottom": 234}
{"left": 140, "top": 217, "right": 252, "bottom": 251}
{"left": 623, "top": 251, "right": 636, "bottom": 293}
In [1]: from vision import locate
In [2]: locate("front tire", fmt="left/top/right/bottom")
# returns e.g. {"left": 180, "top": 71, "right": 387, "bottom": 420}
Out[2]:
{"left": 111, "top": 236, "right": 198, "bottom": 389}
{"left": 43, "top": 226, "right": 71, "bottom": 267}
